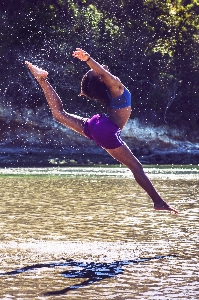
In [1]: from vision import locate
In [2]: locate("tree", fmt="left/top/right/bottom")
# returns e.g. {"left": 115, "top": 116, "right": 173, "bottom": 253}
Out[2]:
{"left": 0, "top": 0, "right": 198, "bottom": 130}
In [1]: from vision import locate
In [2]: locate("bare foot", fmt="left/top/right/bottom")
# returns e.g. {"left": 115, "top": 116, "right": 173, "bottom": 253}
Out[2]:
{"left": 25, "top": 61, "right": 48, "bottom": 81}
{"left": 154, "top": 199, "right": 178, "bottom": 214}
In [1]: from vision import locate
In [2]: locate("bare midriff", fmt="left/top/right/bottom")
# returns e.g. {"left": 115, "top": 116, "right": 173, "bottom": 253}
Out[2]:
{"left": 107, "top": 106, "right": 131, "bottom": 130}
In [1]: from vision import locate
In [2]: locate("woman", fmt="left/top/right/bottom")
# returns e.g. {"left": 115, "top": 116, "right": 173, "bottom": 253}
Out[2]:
{"left": 25, "top": 48, "right": 178, "bottom": 214}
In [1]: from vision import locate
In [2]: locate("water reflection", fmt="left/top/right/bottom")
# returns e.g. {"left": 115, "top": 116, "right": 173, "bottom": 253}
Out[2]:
{"left": 0, "top": 166, "right": 198, "bottom": 299}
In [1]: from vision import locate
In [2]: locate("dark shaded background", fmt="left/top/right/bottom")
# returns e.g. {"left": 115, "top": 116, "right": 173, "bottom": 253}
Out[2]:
{"left": 0, "top": 0, "right": 198, "bottom": 165}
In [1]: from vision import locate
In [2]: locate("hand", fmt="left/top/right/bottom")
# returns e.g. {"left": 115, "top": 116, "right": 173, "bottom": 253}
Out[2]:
{"left": 72, "top": 48, "right": 90, "bottom": 61}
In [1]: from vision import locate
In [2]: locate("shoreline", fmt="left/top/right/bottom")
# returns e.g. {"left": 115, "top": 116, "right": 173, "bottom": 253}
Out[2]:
{"left": 0, "top": 146, "right": 199, "bottom": 168}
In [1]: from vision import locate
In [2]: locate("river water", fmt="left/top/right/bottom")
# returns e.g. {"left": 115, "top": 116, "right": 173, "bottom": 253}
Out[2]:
{"left": 0, "top": 166, "right": 198, "bottom": 300}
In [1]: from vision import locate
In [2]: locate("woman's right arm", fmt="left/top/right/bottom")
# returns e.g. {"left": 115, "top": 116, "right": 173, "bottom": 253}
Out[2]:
{"left": 72, "top": 48, "right": 124, "bottom": 98}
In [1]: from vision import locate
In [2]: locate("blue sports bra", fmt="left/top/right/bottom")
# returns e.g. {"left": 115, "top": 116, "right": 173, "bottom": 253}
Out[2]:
{"left": 107, "top": 87, "right": 131, "bottom": 109}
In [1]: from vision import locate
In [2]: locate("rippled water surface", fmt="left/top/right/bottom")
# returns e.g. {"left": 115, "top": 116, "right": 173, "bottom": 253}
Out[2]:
{"left": 0, "top": 166, "right": 198, "bottom": 299}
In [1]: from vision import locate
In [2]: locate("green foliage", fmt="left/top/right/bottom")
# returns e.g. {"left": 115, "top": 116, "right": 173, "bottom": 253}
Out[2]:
{"left": 0, "top": 0, "right": 198, "bottom": 129}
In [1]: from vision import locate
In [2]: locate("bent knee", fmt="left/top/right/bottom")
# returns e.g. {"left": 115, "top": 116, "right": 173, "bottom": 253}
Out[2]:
{"left": 52, "top": 111, "right": 64, "bottom": 122}
{"left": 129, "top": 159, "right": 143, "bottom": 172}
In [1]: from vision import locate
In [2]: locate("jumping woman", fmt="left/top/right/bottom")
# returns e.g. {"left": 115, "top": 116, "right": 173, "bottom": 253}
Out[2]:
{"left": 25, "top": 48, "right": 178, "bottom": 214}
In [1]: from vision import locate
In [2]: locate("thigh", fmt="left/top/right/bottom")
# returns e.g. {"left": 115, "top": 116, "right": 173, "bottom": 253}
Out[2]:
{"left": 57, "top": 110, "right": 88, "bottom": 137}
{"left": 105, "top": 144, "right": 142, "bottom": 171}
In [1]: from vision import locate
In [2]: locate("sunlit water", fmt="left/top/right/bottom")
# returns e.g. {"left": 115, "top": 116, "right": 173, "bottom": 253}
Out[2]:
{"left": 0, "top": 166, "right": 198, "bottom": 300}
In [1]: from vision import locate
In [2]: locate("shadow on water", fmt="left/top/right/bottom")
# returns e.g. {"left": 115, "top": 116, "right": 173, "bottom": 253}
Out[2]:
{"left": 0, "top": 254, "right": 178, "bottom": 296}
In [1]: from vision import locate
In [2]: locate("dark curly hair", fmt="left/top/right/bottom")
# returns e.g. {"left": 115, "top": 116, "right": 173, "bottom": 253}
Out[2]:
{"left": 79, "top": 71, "right": 110, "bottom": 107}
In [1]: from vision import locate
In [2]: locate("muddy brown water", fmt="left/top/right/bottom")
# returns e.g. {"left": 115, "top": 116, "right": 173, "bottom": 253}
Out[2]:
{"left": 0, "top": 166, "right": 198, "bottom": 299}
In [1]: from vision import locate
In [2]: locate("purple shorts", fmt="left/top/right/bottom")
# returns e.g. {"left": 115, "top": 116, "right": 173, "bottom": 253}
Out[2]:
{"left": 84, "top": 114, "right": 124, "bottom": 149}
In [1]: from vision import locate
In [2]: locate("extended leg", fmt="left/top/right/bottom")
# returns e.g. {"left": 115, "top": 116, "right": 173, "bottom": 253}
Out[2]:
{"left": 106, "top": 144, "right": 178, "bottom": 214}
{"left": 25, "top": 61, "right": 87, "bottom": 136}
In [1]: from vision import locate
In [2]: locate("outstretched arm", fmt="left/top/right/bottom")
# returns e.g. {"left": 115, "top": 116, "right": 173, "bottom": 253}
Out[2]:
{"left": 72, "top": 48, "right": 124, "bottom": 97}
